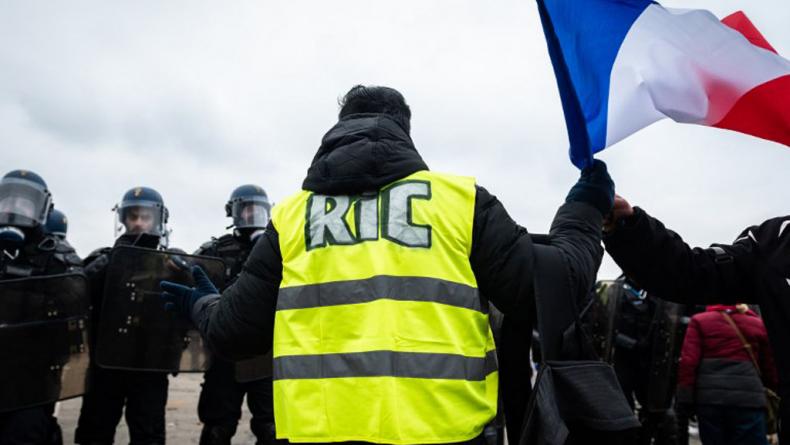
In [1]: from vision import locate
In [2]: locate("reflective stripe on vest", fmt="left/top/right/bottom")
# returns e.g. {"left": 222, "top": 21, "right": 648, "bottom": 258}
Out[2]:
{"left": 271, "top": 170, "right": 497, "bottom": 444}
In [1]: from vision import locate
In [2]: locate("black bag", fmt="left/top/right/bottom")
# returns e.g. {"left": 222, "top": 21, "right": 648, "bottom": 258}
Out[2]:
{"left": 516, "top": 240, "right": 639, "bottom": 445}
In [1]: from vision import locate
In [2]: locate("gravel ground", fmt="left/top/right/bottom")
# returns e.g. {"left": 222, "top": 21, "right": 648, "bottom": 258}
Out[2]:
{"left": 57, "top": 373, "right": 256, "bottom": 444}
{"left": 56, "top": 373, "right": 701, "bottom": 444}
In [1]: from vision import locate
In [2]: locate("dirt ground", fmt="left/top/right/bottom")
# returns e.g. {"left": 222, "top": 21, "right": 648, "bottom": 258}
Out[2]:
{"left": 56, "top": 373, "right": 701, "bottom": 444}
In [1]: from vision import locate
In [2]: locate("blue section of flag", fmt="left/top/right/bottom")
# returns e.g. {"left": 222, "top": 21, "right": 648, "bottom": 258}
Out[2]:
{"left": 538, "top": 0, "right": 652, "bottom": 168}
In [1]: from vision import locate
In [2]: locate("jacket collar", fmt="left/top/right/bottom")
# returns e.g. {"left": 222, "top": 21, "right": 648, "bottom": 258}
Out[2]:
{"left": 302, "top": 113, "right": 428, "bottom": 195}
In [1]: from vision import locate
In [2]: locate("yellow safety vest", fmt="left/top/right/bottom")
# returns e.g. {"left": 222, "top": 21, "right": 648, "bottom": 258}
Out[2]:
{"left": 271, "top": 170, "right": 498, "bottom": 444}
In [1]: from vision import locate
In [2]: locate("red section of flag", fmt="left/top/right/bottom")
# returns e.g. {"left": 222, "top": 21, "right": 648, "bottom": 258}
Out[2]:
{"left": 721, "top": 11, "right": 777, "bottom": 54}
{"left": 713, "top": 74, "right": 790, "bottom": 146}
{"left": 716, "top": 11, "right": 788, "bottom": 146}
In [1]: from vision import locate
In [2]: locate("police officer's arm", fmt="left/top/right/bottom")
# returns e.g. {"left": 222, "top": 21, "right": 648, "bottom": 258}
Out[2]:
{"left": 603, "top": 206, "right": 754, "bottom": 305}
{"left": 192, "top": 224, "right": 282, "bottom": 360}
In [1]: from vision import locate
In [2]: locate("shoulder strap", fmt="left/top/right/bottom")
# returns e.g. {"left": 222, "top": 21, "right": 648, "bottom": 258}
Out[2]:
{"left": 719, "top": 311, "right": 761, "bottom": 377}
{"left": 195, "top": 238, "right": 218, "bottom": 256}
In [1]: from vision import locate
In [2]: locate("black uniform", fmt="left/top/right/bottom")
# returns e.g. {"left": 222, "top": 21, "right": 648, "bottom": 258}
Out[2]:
{"left": 613, "top": 286, "right": 682, "bottom": 445}
{"left": 605, "top": 207, "right": 790, "bottom": 443}
{"left": 0, "top": 231, "right": 82, "bottom": 445}
{"left": 75, "top": 235, "right": 171, "bottom": 445}
{"left": 195, "top": 234, "right": 275, "bottom": 445}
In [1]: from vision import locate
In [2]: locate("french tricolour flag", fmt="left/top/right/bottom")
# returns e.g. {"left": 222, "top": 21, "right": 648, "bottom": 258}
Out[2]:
{"left": 538, "top": 0, "right": 790, "bottom": 168}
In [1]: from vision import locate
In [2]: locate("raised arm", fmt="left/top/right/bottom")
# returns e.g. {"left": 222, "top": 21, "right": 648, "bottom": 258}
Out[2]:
{"left": 604, "top": 198, "right": 756, "bottom": 305}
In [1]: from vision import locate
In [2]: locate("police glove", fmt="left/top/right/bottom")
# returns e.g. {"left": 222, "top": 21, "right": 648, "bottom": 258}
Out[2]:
{"left": 565, "top": 159, "right": 615, "bottom": 216}
{"left": 160, "top": 265, "right": 219, "bottom": 320}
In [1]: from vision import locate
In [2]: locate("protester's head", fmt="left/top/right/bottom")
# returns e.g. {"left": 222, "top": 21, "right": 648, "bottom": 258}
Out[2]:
{"left": 339, "top": 85, "right": 412, "bottom": 133}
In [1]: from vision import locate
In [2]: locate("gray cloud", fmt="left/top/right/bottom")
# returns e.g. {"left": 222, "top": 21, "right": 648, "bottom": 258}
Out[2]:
{"left": 0, "top": 0, "right": 787, "bottom": 281}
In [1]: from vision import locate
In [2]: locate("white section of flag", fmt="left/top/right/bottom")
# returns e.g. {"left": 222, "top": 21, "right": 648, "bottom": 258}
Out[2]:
{"left": 605, "top": 5, "right": 790, "bottom": 147}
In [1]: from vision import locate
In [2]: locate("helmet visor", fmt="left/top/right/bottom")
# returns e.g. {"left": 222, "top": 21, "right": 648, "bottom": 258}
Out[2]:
{"left": 116, "top": 200, "right": 165, "bottom": 237}
{"left": 231, "top": 198, "right": 270, "bottom": 229}
{"left": 0, "top": 179, "right": 51, "bottom": 227}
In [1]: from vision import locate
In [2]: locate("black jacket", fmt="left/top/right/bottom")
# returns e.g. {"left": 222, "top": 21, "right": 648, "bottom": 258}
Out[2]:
{"left": 0, "top": 231, "right": 82, "bottom": 279}
{"left": 604, "top": 208, "right": 790, "bottom": 436}
{"left": 194, "top": 113, "right": 605, "bottom": 363}
{"left": 195, "top": 234, "right": 255, "bottom": 290}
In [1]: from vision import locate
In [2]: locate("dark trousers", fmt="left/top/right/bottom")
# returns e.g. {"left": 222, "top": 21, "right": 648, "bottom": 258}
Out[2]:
{"left": 0, "top": 404, "right": 60, "bottom": 445}
{"left": 197, "top": 358, "right": 275, "bottom": 445}
{"left": 75, "top": 367, "right": 169, "bottom": 445}
{"left": 779, "top": 396, "right": 788, "bottom": 445}
{"left": 696, "top": 405, "right": 767, "bottom": 445}
{"left": 675, "top": 405, "right": 691, "bottom": 445}
{"left": 615, "top": 354, "right": 678, "bottom": 445}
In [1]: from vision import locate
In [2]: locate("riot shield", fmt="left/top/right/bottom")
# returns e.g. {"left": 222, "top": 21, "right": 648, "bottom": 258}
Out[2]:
{"left": 234, "top": 352, "right": 273, "bottom": 383}
{"left": 579, "top": 280, "right": 622, "bottom": 363}
{"left": 645, "top": 298, "right": 685, "bottom": 413}
{"left": 0, "top": 273, "right": 90, "bottom": 413}
{"left": 95, "top": 246, "right": 224, "bottom": 372}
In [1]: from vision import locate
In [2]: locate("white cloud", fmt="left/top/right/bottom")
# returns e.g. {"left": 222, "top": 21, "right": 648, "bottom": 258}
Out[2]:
{"left": 0, "top": 0, "right": 787, "bottom": 281}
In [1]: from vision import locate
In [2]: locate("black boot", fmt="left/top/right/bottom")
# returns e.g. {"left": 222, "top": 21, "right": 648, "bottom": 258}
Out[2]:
{"left": 199, "top": 424, "right": 236, "bottom": 445}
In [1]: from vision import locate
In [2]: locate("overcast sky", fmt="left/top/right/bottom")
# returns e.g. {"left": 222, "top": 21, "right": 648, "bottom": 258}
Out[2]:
{"left": 1, "top": 0, "right": 788, "bottom": 279}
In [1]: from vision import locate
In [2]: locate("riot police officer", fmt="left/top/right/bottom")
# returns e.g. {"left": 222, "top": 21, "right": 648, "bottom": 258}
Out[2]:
{"left": 613, "top": 277, "right": 685, "bottom": 445}
{"left": 195, "top": 184, "right": 275, "bottom": 445}
{"left": 75, "top": 187, "right": 174, "bottom": 444}
{"left": 44, "top": 208, "right": 68, "bottom": 241}
{"left": 0, "top": 170, "right": 83, "bottom": 445}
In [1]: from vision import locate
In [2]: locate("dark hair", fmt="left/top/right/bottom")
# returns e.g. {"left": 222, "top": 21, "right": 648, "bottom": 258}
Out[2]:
{"left": 338, "top": 85, "right": 411, "bottom": 133}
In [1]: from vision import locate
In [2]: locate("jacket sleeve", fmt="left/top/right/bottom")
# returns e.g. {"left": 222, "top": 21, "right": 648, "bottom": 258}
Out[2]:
{"left": 192, "top": 223, "right": 282, "bottom": 360}
{"left": 603, "top": 207, "right": 756, "bottom": 305}
{"left": 545, "top": 200, "right": 605, "bottom": 302}
{"left": 469, "top": 186, "right": 535, "bottom": 320}
{"left": 676, "top": 315, "right": 703, "bottom": 404}
{"left": 469, "top": 186, "right": 604, "bottom": 319}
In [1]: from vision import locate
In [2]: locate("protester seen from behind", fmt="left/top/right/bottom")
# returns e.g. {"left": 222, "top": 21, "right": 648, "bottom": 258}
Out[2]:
{"left": 677, "top": 304, "right": 777, "bottom": 445}
{"left": 161, "top": 85, "right": 615, "bottom": 444}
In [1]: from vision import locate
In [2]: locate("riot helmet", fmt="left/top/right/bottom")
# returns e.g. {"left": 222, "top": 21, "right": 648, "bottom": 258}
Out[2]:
{"left": 226, "top": 184, "right": 271, "bottom": 231}
{"left": 621, "top": 277, "right": 646, "bottom": 301}
{"left": 114, "top": 187, "right": 169, "bottom": 239}
{"left": 0, "top": 170, "right": 52, "bottom": 247}
{"left": 45, "top": 208, "right": 68, "bottom": 240}
{"left": 0, "top": 170, "right": 52, "bottom": 228}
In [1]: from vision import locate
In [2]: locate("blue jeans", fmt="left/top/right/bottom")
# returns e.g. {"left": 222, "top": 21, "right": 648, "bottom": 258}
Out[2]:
{"left": 696, "top": 405, "right": 768, "bottom": 445}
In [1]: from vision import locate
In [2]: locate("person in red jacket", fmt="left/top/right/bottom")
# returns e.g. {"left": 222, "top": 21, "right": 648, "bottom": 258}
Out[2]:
{"left": 677, "top": 304, "right": 777, "bottom": 445}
